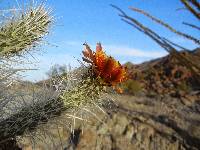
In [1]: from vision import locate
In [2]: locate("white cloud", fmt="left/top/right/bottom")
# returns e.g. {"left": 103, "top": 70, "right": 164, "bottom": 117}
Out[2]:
{"left": 60, "top": 41, "right": 168, "bottom": 59}
{"left": 103, "top": 45, "right": 168, "bottom": 58}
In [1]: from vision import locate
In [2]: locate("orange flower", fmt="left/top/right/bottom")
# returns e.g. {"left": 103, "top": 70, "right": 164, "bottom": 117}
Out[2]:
{"left": 82, "top": 43, "right": 128, "bottom": 87}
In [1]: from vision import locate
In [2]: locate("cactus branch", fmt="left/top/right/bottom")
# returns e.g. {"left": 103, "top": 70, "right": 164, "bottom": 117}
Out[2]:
{"left": 0, "top": 3, "right": 52, "bottom": 57}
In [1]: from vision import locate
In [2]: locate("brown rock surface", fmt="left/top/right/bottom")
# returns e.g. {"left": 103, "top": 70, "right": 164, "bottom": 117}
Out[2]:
{"left": 19, "top": 94, "right": 200, "bottom": 150}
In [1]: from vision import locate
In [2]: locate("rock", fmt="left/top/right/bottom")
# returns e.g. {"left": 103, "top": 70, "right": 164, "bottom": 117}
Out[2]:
{"left": 189, "top": 125, "right": 200, "bottom": 138}
{"left": 136, "top": 132, "right": 142, "bottom": 141}
{"left": 95, "top": 135, "right": 112, "bottom": 150}
{"left": 76, "top": 129, "right": 97, "bottom": 150}
{"left": 124, "top": 125, "right": 134, "bottom": 140}
{"left": 181, "top": 97, "right": 193, "bottom": 106}
{"left": 18, "top": 94, "right": 200, "bottom": 150}
{"left": 111, "top": 114, "right": 129, "bottom": 136}
{"left": 97, "top": 124, "right": 109, "bottom": 135}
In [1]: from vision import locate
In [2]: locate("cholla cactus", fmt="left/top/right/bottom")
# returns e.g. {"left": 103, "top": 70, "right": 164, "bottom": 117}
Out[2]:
{"left": 0, "top": 2, "right": 52, "bottom": 57}
{"left": 0, "top": 43, "right": 127, "bottom": 149}
{"left": 0, "top": 1, "right": 53, "bottom": 149}
{"left": 0, "top": 1, "right": 127, "bottom": 149}
{"left": 0, "top": 0, "right": 52, "bottom": 100}
{"left": 0, "top": 1, "right": 52, "bottom": 85}
{"left": 56, "top": 43, "right": 128, "bottom": 127}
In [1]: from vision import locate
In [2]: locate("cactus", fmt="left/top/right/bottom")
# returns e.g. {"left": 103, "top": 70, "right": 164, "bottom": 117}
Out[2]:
{"left": 0, "top": 2, "right": 117, "bottom": 149}
{"left": 0, "top": 3, "right": 52, "bottom": 57}
{"left": 0, "top": 1, "right": 56, "bottom": 148}
{"left": 0, "top": 1, "right": 128, "bottom": 149}
{"left": 0, "top": 65, "right": 109, "bottom": 149}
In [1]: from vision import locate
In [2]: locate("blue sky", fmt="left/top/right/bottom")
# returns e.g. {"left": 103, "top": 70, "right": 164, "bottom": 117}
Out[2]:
{"left": 1, "top": 0, "right": 199, "bottom": 81}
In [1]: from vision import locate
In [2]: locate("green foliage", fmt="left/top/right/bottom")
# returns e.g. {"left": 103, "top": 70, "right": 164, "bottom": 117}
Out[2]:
{"left": 122, "top": 79, "right": 142, "bottom": 95}
{"left": 176, "top": 81, "right": 191, "bottom": 92}
{"left": 47, "top": 64, "right": 68, "bottom": 78}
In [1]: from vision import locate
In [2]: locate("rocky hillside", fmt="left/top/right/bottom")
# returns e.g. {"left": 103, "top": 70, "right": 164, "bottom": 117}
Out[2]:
{"left": 124, "top": 48, "right": 200, "bottom": 96}
{"left": 7, "top": 49, "right": 200, "bottom": 150}
{"left": 20, "top": 94, "right": 200, "bottom": 150}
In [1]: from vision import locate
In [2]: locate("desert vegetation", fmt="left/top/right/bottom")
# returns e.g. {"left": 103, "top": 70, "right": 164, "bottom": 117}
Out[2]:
{"left": 0, "top": 0, "right": 200, "bottom": 150}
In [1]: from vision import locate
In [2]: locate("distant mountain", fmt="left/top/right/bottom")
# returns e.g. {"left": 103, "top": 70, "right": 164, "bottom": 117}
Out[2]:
{"left": 124, "top": 48, "right": 200, "bottom": 95}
